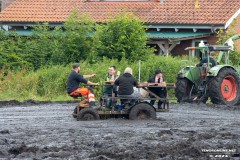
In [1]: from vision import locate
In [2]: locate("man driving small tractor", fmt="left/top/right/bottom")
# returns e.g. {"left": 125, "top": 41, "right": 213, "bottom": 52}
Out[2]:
{"left": 67, "top": 63, "right": 99, "bottom": 113}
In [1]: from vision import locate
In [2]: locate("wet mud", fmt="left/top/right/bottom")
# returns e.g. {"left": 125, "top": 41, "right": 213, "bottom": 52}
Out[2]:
{"left": 0, "top": 102, "right": 239, "bottom": 159}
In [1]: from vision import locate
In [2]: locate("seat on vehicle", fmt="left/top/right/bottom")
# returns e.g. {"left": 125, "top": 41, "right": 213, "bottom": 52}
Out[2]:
{"left": 118, "top": 95, "right": 139, "bottom": 108}
{"left": 69, "top": 92, "right": 82, "bottom": 99}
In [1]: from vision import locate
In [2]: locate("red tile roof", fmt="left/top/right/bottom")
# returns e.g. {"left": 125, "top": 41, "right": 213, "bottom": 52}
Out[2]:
{"left": 0, "top": 0, "right": 240, "bottom": 25}
{"left": 0, "top": 0, "right": 84, "bottom": 22}
{"left": 78, "top": 2, "right": 157, "bottom": 23}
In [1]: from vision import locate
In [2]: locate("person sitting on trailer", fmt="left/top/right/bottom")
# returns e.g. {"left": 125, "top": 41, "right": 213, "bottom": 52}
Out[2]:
{"left": 103, "top": 66, "right": 120, "bottom": 108}
{"left": 197, "top": 51, "right": 216, "bottom": 67}
{"left": 103, "top": 66, "right": 120, "bottom": 97}
{"left": 147, "top": 69, "right": 166, "bottom": 109}
{"left": 67, "top": 63, "right": 99, "bottom": 108}
{"left": 114, "top": 67, "right": 141, "bottom": 105}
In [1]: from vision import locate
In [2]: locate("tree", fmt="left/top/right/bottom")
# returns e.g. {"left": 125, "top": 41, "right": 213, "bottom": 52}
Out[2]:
{"left": 29, "top": 9, "right": 95, "bottom": 68}
{"left": 92, "top": 13, "right": 154, "bottom": 61}
{"left": 217, "top": 19, "right": 240, "bottom": 66}
{"left": 58, "top": 9, "right": 95, "bottom": 64}
{"left": 0, "top": 31, "right": 31, "bottom": 69}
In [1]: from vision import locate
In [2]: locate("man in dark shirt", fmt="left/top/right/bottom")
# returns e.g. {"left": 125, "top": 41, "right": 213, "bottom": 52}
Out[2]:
{"left": 147, "top": 69, "right": 166, "bottom": 109}
{"left": 197, "top": 51, "right": 216, "bottom": 67}
{"left": 67, "top": 63, "right": 98, "bottom": 107}
{"left": 114, "top": 67, "right": 140, "bottom": 106}
{"left": 115, "top": 67, "right": 138, "bottom": 96}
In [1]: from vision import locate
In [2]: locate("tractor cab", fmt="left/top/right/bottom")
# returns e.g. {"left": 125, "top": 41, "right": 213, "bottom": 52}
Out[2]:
{"left": 183, "top": 45, "right": 231, "bottom": 67}
{"left": 179, "top": 45, "right": 232, "bottom": 79}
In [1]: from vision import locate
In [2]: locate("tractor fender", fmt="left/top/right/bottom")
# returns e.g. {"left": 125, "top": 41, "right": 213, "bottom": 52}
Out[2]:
{"left": 208, "top": 65, "right": 237, "bottom": 76}
{"left": 129, "top": 101, "right": 156, "bottom": 112}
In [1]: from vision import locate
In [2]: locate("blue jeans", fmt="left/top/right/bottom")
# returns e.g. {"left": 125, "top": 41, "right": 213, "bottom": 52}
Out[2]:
{"left": 104, "top": 90, "right": 118, "bottom": 108}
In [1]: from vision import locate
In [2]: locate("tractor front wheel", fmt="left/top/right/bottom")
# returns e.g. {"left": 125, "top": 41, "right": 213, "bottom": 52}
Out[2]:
{"left": 208, "top": 68, "right": 240, "bottom": 106}
{"left": 175, "top": 78, "right": 193, "bottom": 102}
{"left": 72, "top": 107, "right": 78, "bottom": 118}
{"left": 77, "top": 108, "right": 100, "bottom": 121}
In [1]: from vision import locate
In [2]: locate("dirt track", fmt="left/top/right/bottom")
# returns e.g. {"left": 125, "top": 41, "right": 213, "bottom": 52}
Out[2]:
{"left": 0, "top": 102, "right": 240, "bottom": 160}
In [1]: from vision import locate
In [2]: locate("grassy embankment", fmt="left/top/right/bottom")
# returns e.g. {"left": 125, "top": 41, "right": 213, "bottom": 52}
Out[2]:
{"left": 0, "top": 55, "right": 183, "bottom": 101}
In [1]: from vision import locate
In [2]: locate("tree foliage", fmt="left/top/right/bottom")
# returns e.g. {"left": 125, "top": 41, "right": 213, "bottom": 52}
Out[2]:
{"left": 0, "top": 31, "right": 31, "bottom": 69}
{"left": 58, "top": 9, "right": 95, "bottom": 64}
{"left": 92, "top": 13, "right": 154, "bottom": 61}
{"left": 217, "top": 19, "right": 240, "bottom": 66}
{"left": 0, "top": 10, "right": 95, "bottom": 70}
{"left": 0, "top": 11, "right": 154, "bottom": 70}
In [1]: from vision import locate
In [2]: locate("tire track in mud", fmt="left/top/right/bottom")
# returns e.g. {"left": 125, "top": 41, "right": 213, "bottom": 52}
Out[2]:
{"left": 0, "top": 103, "right": 239, "bottom": 159}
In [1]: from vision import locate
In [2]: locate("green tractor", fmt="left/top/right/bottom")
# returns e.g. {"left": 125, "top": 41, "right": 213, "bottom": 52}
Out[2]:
{"left": 175, "top": 35, "right": 240, "bottom": 106}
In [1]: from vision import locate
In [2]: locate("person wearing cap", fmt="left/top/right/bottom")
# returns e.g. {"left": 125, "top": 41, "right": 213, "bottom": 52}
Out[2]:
{"left": 147, "top": 69, "right": 166, "bottom": 109}
{"left": 67, "top": 63, "right": 99, "bottom": 108}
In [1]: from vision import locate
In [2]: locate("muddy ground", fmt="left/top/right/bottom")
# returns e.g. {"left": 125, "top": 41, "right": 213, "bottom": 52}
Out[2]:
{"left": 0, "top": 102, "right": 240, "bottom": 160}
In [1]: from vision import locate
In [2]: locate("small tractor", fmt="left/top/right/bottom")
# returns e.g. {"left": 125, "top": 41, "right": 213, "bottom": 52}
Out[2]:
{"left": 175, "top": 35, "right": 240, "bottom": 106}
{"left": 71, "top": 83, "right": 175, "bottom": 121}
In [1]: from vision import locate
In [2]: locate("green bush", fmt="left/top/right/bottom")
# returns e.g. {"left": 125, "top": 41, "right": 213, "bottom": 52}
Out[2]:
{"left": 0, "top": 56, "right": 182, "bottom": 101}
{"left": 92, "top": 13, "right": 154, "bottom": 62}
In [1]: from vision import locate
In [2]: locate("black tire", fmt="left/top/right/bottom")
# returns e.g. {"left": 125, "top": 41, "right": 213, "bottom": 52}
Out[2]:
{"left": 208, "top": 68, "right": 240, "bottom": 106}
{"left": 77, "top": 108, "right": 100, "bottom": 121}
{"left": 129, "top": 103, "right": 156, "bottom": 120}
{"left": 72, "top": 107, "right": 77, "bottom": 118}
{"left": 175, "top": 78, "right": 193, "bottom": 102}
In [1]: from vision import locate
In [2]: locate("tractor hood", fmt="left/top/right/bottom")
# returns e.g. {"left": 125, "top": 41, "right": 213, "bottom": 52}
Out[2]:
{"left": 208, "top": 65, "right": 237, "bottom": 76}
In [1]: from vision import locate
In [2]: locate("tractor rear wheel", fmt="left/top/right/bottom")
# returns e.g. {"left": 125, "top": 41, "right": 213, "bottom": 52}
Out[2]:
{"left": 129, "top": 103, "right": 156, "bottom": 120}
{"left": 77, "top": 108, "right": 100, "bottom": 121}
{"left": 208, "top": 68, "right": 240, "bottom": 106}
{"left": 175, "top": 78, "right": 193, "bottom": 102}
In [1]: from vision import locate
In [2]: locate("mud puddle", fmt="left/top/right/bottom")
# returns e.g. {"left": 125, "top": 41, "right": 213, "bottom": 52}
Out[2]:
{"left": 0, "top": 102, "right": 239, "bottom": 159}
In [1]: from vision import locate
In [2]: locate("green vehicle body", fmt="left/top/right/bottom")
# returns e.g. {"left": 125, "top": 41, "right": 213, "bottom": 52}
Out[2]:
{"left": 180, "top": 63, "right": 239, "bottom": 85}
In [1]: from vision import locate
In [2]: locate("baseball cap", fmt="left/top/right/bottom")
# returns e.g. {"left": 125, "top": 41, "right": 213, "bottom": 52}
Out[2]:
{"left": 155, "top": 69, "right": 163, "bottom": 75}
{"left": 72, "top": 63, "right": 80, "bottom": 69}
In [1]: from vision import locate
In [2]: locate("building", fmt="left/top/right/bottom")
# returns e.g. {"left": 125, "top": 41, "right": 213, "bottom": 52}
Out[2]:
{"left": 0, "top": 0, "right": 240, "bottom": 56}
